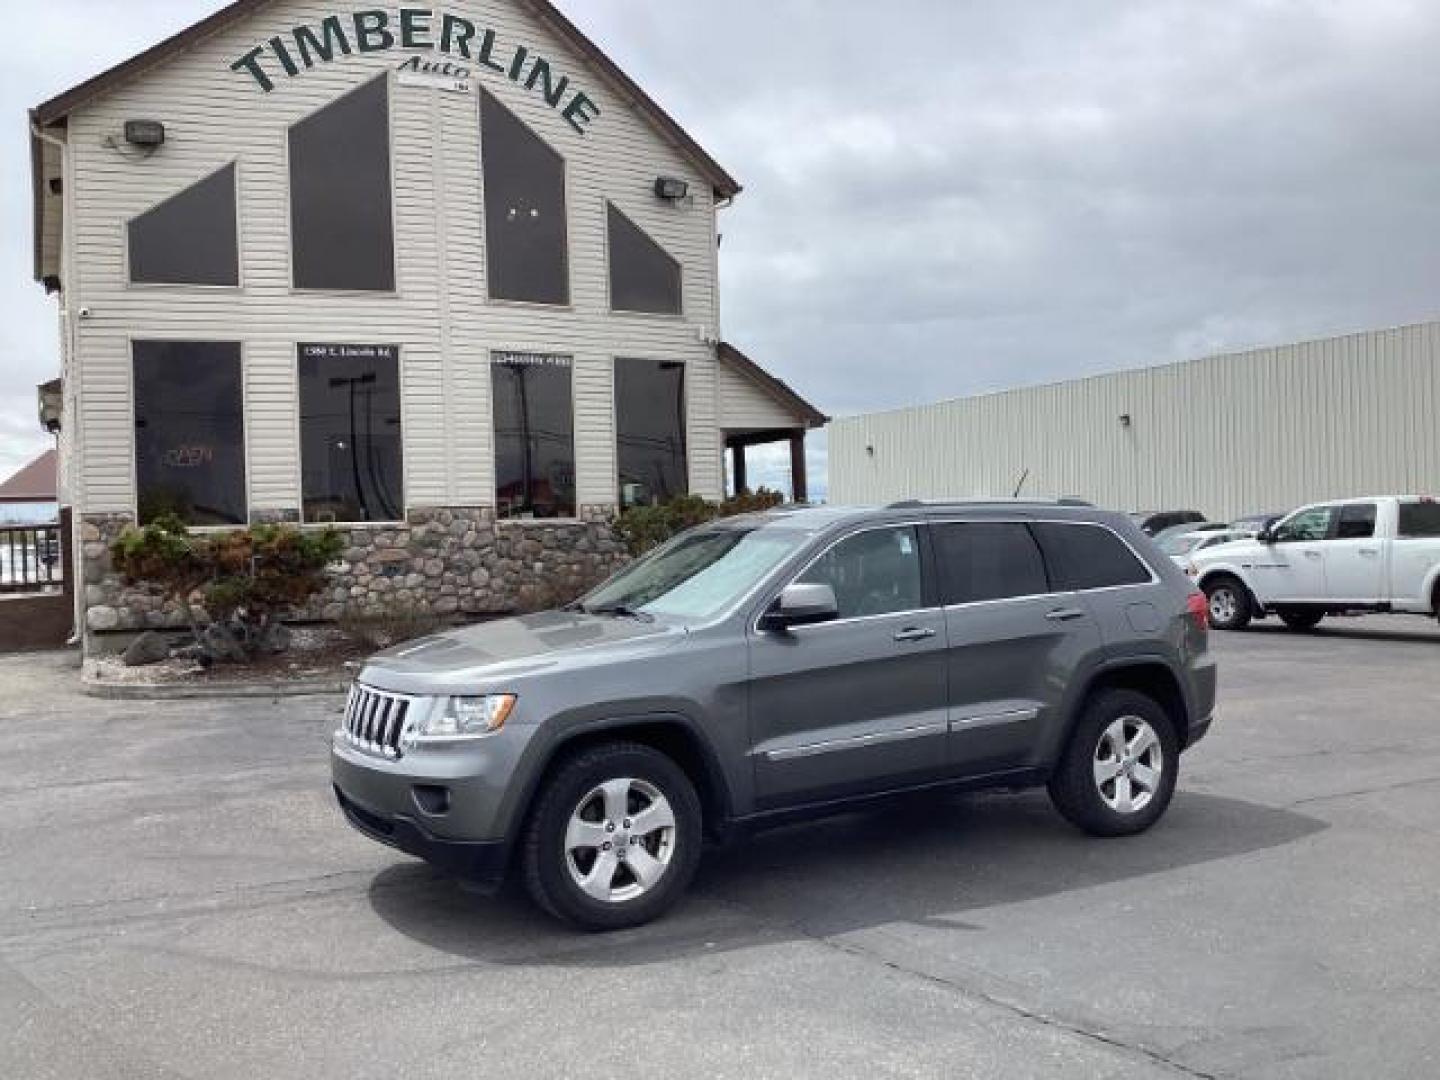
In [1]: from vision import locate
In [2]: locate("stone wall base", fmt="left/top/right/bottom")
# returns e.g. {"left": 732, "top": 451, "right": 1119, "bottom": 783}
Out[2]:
{"left": 79, "top": 506, "right": 629, "bottom": 647}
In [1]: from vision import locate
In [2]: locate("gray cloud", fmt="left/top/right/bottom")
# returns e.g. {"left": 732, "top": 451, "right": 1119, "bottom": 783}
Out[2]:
{"left": 4, "top": 1, "right": 1438, "bottom": 498}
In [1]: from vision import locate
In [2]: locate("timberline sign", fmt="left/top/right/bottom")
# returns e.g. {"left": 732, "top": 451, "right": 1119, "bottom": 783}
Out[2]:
{"left": 229, "top": 7, "right": 601, "bottom": 134}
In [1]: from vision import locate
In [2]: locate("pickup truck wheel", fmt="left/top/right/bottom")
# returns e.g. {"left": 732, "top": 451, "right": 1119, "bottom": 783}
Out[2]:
{"left": 1203, "top": 576, "right": 1252, "bottom": 631}
{"left": 1048, "top": 689, "right": 1179, "bottom": 837}
{"left": 522, "top": 742, "right": 702, "bottom": 931}
{"left": 1277, "top": 608, "right": 1325, "bottom": 632}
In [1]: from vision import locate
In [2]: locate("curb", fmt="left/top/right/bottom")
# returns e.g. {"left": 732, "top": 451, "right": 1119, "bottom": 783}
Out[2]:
{"left": 80, "top": 676, "right": 350, "bottom": 701}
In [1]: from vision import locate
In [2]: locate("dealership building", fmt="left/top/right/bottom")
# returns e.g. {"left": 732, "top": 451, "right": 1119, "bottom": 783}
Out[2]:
{"left": 831, "top": 319, "right": 1440, "bottom": 520}
{"left": 29, "top": 0, "right": 824, "bottom": 644}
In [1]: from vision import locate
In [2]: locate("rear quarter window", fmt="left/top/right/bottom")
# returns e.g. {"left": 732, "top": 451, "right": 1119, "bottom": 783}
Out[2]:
{"left": 1032, "top": 522, "right": 1153, "bottom": 591}
{"left": 1399, "top": 502, "right": 1440, "bottom": 538}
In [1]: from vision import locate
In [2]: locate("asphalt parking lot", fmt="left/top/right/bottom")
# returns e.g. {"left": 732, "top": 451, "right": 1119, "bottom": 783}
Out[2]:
{"left": 3, "top": 618, "right": 1439, "bottom": 1079}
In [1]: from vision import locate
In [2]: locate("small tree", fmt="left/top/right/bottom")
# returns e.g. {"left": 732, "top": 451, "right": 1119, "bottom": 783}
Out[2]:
{"left": 110, "top": 515, "right": 344, "bottom": 662}
{"left": 614, "top": 489, "right": 786, "bottom": 556}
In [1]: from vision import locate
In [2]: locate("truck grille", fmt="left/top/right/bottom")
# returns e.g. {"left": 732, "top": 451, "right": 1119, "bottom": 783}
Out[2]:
{"left": 342, "top": 685, "right": 418, "bottom": 759}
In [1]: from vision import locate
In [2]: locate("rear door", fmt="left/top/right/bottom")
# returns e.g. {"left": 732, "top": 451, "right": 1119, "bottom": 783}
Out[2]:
{"left": 1323, "top": 502, "right": 1385, "bottom": 602}
{"left": 747, "top": 524, "right": 950, "bottom": 808}
{"left": 1391, "top": 500, "right": 1440, "bottom": 608}
{"left": 931, "top": 521, "right": 1102, "bottom": 775}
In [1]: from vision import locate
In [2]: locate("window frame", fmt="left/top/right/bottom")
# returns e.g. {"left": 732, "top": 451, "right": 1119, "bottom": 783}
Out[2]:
{"left": 756, "top": 522, "right": 941, "bottom": 633}
{"left": 603, "top": 199, "right": 685, "bottom": 319}
{"left": 124, "top": 160, "right": 244, "bottom": 292}
{"left": 284, "top": 72, "right": 400, "bottom": 297}
{"left": 295, "top": 343, "right": 408, "bottom": 526}
{"left": 479, "top": 88, "right": 574, "bottom": 309}
{"left": 489, "top": 349, "right": 580, "bottom": 523}
{"left": 1332, "top": 502, "right": 1379, "bottom": 541}
{"left": 128, "top": 335, "right": 250, "bottom": 529}
{"left": 612, "top": 355, "right": 691, "bottom": 510}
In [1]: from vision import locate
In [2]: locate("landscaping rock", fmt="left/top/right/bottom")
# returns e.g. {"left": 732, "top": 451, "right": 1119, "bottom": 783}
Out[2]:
{"left": 122, "top": 631, "right": 172, "bottom": 667}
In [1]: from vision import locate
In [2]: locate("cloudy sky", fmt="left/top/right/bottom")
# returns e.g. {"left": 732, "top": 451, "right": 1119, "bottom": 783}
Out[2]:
{"left": 4, "top": 0, "right": 1440, "bottom": 496}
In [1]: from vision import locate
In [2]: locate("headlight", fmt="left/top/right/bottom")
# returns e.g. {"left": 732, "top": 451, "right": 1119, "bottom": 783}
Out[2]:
{"left": 411, "top": 694, "right": 517, "bottom": 742}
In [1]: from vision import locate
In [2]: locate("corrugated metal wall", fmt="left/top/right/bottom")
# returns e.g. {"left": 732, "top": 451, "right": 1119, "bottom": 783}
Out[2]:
{"left": 830, "top": 321, "right": 1440, "bottom": 520}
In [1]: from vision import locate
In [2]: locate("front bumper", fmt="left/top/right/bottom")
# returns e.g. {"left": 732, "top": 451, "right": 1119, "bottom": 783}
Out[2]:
{"left": 334, "top": 784, "right": 511, "bottom": 891}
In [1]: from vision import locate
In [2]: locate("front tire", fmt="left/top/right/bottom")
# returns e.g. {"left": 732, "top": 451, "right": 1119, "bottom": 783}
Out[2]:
{"left": 1048, "top": 689, "right": 1180, "bottom": 837}
{"left": 522, "top": 742, "right": 702, "bottom": 931}
{"left": 1203, "top": 576, "right": 1253, "bottom": 631}
{"left": 1277, "top": 607, "right": 1325, "bottom": 632}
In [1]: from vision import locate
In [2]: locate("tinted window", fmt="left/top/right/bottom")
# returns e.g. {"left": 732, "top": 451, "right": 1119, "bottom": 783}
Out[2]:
{"left": 1399, "top": 501, "right": 1440, "bottom": 538}
{"left": 289, "top": 77, "right": 395, "bottom": 291}
{"left": 493, "top": 353, "right": 575, "bottom": 519}
{"left": 1335, "top": 503, "right": 1377, "bottom": 540}
{"left": 298, "top": 344, "right": 404, "bottom": 523}
{"left": 616, "top": 358, "right": 687, "bottom": 509}
{"left": 129, "top": 164, "right": 238, "bottom": 286}
{"left": 1273, "top": 507, "right": 1335, "bottom": 543}
{"left": 933, "top": 522, "right": 1048, "bottom": 605}
{"left": 482, "top": 90, "right": 568, "bottom": 305}
{"left": 1033, "top": 522, "right": 1151, "bottom": 590}
{"left": 608, "top": 204, "right": 682, "bottom": 314}
{"left": 133, "top": 341, "right": 246, "bottom": 526}
{"left": 798, "top": 526, "right": 923, "bottom": 619}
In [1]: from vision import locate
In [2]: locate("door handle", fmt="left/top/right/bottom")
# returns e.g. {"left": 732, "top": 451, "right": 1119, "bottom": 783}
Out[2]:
{"left": 1304, "top": 551, "right": 1322, "bottom": 560}
{"left": 893, "top": 627, "right": 937, "bottom": 643}
{"left": 1046, "top": 607, "right": 1088, "bottom": 622}
{"left": 1358, "top": 548, "right": 1379, "bottom": 557}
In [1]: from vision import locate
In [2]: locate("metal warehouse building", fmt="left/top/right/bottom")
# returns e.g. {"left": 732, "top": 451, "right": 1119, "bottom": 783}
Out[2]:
{"left": 28, "top": 0, "right": 824, "bottom": 645}
{"left": 830, "top": 320, "right": 1440, "bottom": 521}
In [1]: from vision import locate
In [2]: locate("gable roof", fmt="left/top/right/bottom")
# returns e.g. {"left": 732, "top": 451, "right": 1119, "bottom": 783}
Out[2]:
{"left": 30, "top": 0, "right": 741, "bottom": 195}
{"left": 718, "top": 342, "right": 828, "bottom": 429}
{"left": 0, "top": 449, "right": 57, "bottom": 504}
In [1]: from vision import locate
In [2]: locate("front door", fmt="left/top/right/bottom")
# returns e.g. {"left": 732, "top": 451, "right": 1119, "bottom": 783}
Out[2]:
{"left": 1324, "top": 502, "right": 1385, "bottom": 602}
{"left": 748, "top": 524, "right": 949, "bottom": 809}
{"left": 1258, "top": 505, "right": 1335, "bottom": 602}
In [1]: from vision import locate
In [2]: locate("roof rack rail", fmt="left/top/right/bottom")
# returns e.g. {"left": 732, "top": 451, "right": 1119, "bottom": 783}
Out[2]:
{"left": 885, "top": 497, "right": 1096, "bottom": 510}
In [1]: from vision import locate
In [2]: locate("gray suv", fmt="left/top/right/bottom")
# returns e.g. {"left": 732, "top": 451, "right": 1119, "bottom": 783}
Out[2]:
{"left": 333, "top": 501, "right": 1217, "bottom": 930}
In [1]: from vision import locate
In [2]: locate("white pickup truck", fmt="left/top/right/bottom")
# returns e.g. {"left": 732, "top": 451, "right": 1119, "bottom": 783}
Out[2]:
{"left": 1191, "top": 497, "right": 1440, "bottom": 631}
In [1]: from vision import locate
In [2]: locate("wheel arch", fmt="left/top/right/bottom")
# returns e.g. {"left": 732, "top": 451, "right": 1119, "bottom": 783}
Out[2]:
{"left": 1048, "top": 659, "right": 1192, "bottom": 767}
{"left": 506, "top": 715, "right": 734, "bottom": 847}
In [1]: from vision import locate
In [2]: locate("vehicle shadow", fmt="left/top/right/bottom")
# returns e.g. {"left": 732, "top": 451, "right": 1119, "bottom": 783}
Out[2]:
{"left": 1238, "top": 621, "right": 1440, "bottom": 646}
{"left": 367, "top": 789, "right": 1325, "bottom": 966}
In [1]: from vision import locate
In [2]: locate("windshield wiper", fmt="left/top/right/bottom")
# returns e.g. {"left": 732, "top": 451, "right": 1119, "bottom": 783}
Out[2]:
{"left": 584, "top": 603, "right": 655, "bottom": 623}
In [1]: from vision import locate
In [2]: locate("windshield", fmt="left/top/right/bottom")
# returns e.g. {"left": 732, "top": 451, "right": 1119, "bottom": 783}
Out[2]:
{"left": 583, "top": 526, "right": 808, "bottom": 621}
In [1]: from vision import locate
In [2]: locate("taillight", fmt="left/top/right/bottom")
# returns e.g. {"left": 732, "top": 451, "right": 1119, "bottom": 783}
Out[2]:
{"left": 1186, "top": 590, "right": 1209, "bottom": 631}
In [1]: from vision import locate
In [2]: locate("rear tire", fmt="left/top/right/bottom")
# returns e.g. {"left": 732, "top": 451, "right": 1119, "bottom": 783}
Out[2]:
{"left": 1203, "top": 576, "right": 1252, "bottom": 631}
{"left": 1048, "top": 689, "right": 1180, "bottom": 837}
{"left": 1277, "top": 607, "right": 1325, "bottom": 632}
{"left": 522, "top": 742, "right": 702, "bottom": 931}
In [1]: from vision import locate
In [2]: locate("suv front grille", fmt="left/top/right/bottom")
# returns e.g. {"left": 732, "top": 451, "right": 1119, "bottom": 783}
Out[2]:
{"left": 342, "top": 685, "right": 418, "bottom": 759}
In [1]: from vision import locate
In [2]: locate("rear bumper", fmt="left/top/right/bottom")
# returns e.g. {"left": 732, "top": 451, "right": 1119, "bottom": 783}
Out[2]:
{"left": 1184, "top": 712, "right": 1214, "bottom": 751}
{"left": 334, "top": 785, "right": 510, "bottom": 892}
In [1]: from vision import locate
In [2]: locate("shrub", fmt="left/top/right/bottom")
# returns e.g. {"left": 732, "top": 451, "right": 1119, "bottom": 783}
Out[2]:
{"left": 614, "top": 488, "right": 786, "bottom": 556}
{"left": 336, "top": 605, "right": 447, "bottom": 652}
{"left": 110, "top": 517, "right": 343, "bottom": 663}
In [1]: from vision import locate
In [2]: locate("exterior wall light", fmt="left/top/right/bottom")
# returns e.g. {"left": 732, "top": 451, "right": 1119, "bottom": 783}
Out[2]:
{"left": 1119, "top": 414, "right": 1132, "bottom": 428}
{"left": 124, "top": 120, "right": 166, "bottom": 149}
{"left": 654, "top": 176, "right": 689, "bottom": 201}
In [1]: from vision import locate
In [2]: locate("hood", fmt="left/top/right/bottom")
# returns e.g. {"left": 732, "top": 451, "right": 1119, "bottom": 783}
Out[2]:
{"left": 357, "top": 609, "right": 684, "bottom": 692}
{"left": 1192, "top": 537, "right": 1266, "bottom": 565}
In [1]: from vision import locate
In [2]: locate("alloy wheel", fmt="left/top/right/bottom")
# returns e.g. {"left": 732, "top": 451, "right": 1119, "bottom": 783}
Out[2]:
{"left": 1093, "top": 716, "right": 1164, "bottom": 814}
{"left": 564, "top": 778, "right": 677, "bottom": 904}
{"left": 1208, "top": 587, "right": 1239, "bottom": 625}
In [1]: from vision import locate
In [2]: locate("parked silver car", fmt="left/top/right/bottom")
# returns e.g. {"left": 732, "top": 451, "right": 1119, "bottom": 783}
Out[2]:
{"left": 333, "top": 501, "right": 1217, "bottom": 929}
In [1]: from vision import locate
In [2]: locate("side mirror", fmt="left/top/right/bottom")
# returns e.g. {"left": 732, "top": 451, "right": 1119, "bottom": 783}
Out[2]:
{"left": 761, "top": 582, "right": 839, "bottom": 632}
{"left": 1257, "top": 528, "right": 1277, "bottom": 544}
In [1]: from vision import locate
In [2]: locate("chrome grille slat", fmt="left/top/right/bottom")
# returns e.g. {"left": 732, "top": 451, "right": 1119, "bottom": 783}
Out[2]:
{"left": 342, "top": 684, "right": 418, "bottom": 759}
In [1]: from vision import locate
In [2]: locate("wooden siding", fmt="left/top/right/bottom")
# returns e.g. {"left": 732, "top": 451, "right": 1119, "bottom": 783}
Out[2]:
{"left": 717, "top": 359, "right": 802, "bottom": 432}
{"left": 64, "top": 0, "right": 724, "bottom": 516}
{"left": 830, "top": 321, "right": 1440, "bottom": 521}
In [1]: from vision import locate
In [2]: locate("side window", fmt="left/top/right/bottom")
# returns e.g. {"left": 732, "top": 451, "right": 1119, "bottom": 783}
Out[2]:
{"left": 481, "top": 90, "right": 569, "bottom": 305}
{"left": 932, "top": 522, "right": 1048, "bottom": 606}
{"left": 615, "top": 358, "right": 688, "bottom": 509}
{"left": 1273, "top": 507, "right": 1335, "bottom": 543}
{"left": 132, "top": 341, "right": 246, "bottom": 526}
{"left": 128, "top": 164, "right": 238, "bottom": 286}
{"left": 1334, "top": 503, "right": 1377, "bottom": 540}
{"left": 1399, "top": 501, "right": 1440, "bottom": 538}
{"left": 608, "top": 204, "right": 682, "bottom": 315}
{"left": 1032, "top": 522, "right": 1151, "bottom": 590}
{"left": 798, "top": 526, "right": 923, "bottom": 620}
{"left": 289, "top": 76, "right": 395, "bottom": 291}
